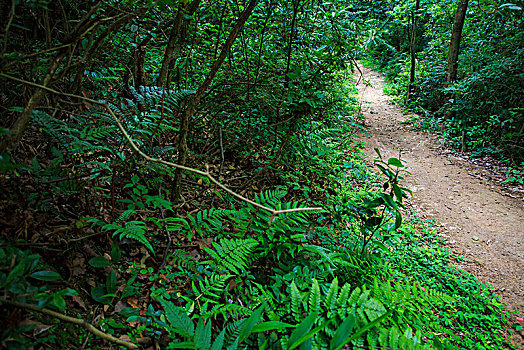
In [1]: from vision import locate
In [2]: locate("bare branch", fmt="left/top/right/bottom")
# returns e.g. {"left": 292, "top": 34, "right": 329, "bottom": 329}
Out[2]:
{"left": 0, "top": 298, "right": 139, "bottom": 349}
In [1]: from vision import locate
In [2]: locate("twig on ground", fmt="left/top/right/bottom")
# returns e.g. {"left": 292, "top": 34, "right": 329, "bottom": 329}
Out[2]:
{"left": 0, "top": 298, "right": 139, "bottom": 349}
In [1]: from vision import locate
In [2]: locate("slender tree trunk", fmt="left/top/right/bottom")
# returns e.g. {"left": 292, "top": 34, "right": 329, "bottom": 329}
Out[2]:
{"left": 133, "top": 34, "right": 152, "bottom": 90}
{"left": 406, "top": 0, "right": 420, "bottom": 103}
{"left": 0, "top": 4, "right": 102, "bottom": 152}
{"left": 0, "top": 52, "right": 64, "bottom": 152}
{"left": 284, "top": 0, "right": 300, "bottom": 90}
{"left": 446, "top": 0, "right": 468, "bottom": 84}
{"left": 173, "top": 0, "right": 258, "bottom": 200}
{"left": 444, "top": 0, "right": 468, "bottom": 121}
{"left": 156, "top": 0, "right": 201, "bottom": 88}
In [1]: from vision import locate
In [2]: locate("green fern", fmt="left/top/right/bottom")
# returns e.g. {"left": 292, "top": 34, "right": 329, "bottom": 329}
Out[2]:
{"left": 113, "top": 220, "right": 154, "bottom": 253}
{"left": 170, "top": 249, "right": 197, "bottom": 272}
{"left": 203, "top": 238, "right": 259, "bottom": 275}
{"left": 191, "top": 274, "right": 231, "bottom": 305}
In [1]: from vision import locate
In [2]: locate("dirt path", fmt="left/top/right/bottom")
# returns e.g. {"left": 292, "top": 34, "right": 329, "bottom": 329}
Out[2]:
{"left": 354, "top": 63, "right": 524, "bottom": 318}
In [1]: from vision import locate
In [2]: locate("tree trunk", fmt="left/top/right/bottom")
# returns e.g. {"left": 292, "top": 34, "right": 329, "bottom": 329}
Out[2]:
{"left": 284, "top": 0, "right": 300, "bottom": 90}
{"left": 173, "top": 0, "right": 258, "bottom": 201}
{"left": 156, "top": 0, "right": 201, "bottom": 88}
{"left": 444, "top": 0, "right": 468, "bottom": 121}
{"left": 406, "top": 0, "right": 420, "bottom": 103}
{"left": 0, "top": 4, "right": 103, "bottom": 152}
{"left": 446, "top": 0, "right": 468, "bottom": 84}
{"left": 0, "top": 52, "right": 65, "bottom": 153}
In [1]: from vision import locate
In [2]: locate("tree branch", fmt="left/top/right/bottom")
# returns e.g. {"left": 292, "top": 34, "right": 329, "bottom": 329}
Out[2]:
{"left": 0, "top": 298, "right": 139, "bottom": 349}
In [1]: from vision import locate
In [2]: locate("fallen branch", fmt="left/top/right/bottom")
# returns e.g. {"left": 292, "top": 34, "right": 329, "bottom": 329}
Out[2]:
{"left": 0, "top": 298, "right": 139, "bottom": 349}
{"left": 0, "top": 73, "right": 323, "bottom": 218}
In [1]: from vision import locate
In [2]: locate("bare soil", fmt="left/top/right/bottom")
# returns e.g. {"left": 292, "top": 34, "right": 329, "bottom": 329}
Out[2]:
{"left": 354, "top": 63, "right": 524, "bottom": 323}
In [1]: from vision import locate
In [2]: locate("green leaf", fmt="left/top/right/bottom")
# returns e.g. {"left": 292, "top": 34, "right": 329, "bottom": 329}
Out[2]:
{"left": 158, "top": 298, "right": 194, "bottom": 338}
{"left": 169, "top": 341, "right": 195, "bottom": 349}
{"left": 345, "top": 309, "right": 392, "bottom": 344}
{"left": 89, "top": 256, "right": 111, "bottom": 268}
{"left": 291, "top": 280, "right": 301, "bottom": 322}
{"left": 392, "top": 184, "right": 403, "bottom": 203}
{"left": 330, "top": 313, "right": 356, "bottom": 350}
{"left": 288, "top": 312, "right": 318, "bottom": 349}
{"left": 289, "top": 319, "right": 332, "bottom": 350}
{"left": 53, "top": 294, "right": 66, "bottom": 310}
{"left": 30, "top": 270, "right": 61, "bottom": 281}
{"left": 91, "top": 285, "right": 112, "bottom": 305}
{"left": 211, "top": 328, "right": 226, "bottom": 350}
{"left": 374, "top": 148, "right": 382, "bottom": 159}
{"left": 366, "top": 197, "right": 385, "bottom": 209}
{"left": 111, "top": 243, "right": 121, "bottom": 264}
{"left": 387, "top": 157, "right": 404, "bottom": 167}
{"left": 380, "top": 193, "right": 398, "bottom": 210}
{"left": 7, "top": 261, "right": 26, "bottom": 282}
{"left": 394, "top": 211, "right": 402, "bottom": 230}
{"left": 238, "top": 304, "right": 265, "bottom": 343}
{"left": 106, "top": 270, "right": 117, "bottom": 294}
{"left": 308, "top": 279, "right": 320, "bottom": 314}
{"left": 195, "top": 319, "right": 211, "bottom": 350}
{"left": 250, "top": 321, "right": 295, "bottom": 333}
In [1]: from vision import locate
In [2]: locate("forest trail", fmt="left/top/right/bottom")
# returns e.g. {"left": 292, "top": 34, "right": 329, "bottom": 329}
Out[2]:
{"left": 354, "top": 63, "right": 524, "bottom": 316}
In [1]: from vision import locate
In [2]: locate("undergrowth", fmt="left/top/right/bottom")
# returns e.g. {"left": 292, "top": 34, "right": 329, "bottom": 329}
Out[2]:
{"left": 0, "top": 71, "right": 517, "bottom": 349}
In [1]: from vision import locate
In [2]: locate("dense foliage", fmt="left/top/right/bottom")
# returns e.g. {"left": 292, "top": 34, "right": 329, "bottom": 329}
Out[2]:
{"left": 362, "top": 0, "right": 524, "bottom": 163}
{"left": 0, "top": 0, "right": 518, "bottom": 349}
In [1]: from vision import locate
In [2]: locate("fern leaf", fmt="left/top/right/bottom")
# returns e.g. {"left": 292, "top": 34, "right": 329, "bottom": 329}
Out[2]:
{"left": 308, "top": 279, "right": 321, "bottom": 315}
{"left": 157, "top": 297, "right": 194, "bottom": 338}
{"left": 290, "top": 280, "right": 301, "bottom": 322}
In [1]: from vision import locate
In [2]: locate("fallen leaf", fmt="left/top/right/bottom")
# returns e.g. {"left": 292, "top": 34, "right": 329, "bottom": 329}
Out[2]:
{"left": 19, "top": 319, "right": 53, "bottom": 334}
{"left": 128, "top": 297, "right": 140, "bottom": 309}
{"left": 70, "top": 294, "right": 87, "bottom": 311}
{"left": 114, "top": 300, "right": 129, "bottom": 313}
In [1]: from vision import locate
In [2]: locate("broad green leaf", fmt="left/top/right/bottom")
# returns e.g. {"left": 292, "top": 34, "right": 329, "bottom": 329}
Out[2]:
{"left": 238, "top": 304, "right": 265, "bottom": 343}
{"left": 91, "top": 285, "right": 112, "bottom": 305}
{"left": 250, "top": 321, "right": 295, "bottom": 333}
{"left": 169, "top": 341, "right": 195, "bottom": 349}
{"left": 330, "top": 313, "right": 356, "bottom": 350}
{"left": 289, "top": 319, "right": 332, "bottom": 350}
{"left": 30, "top": 270, "right": 61, "bottom": 281}
{"left": 288, "top": 312, "right": 318, "bottom": 349}
{"left": 106, "top": 270, "right": 117, "bottom": 294}
{"left": 345, "top": 309, "right": 393, "bottom": 344}
{"left": 195, "top": 319, "right": 211, "bottom": 350}
{"left": 53, "top": 294, "right": 66, "bottom": 310}
{"left": 394, "top": 211, "right": 402, "bottom": 230}
{"left": 7, "top": 261, "right": 26, "bottom": 282}
{"left": 387, "top": 157, "right": 404, "bottom": 167}
{"left": 88, "top": 256, "right": 111, "bottom": 268}
{"left": 211, "top": 328, "right": 226, "bottom": 350}
{"left": 110, "top": 243, "right": 121, "bottom": 264}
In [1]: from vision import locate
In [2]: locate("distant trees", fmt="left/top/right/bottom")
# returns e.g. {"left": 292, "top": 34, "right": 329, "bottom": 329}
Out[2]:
{"left": 362, "top": 0, "right": 524, "bottom": 162}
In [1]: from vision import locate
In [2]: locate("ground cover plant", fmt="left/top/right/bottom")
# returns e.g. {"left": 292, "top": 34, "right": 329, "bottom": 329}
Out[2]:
{"left": 0, "top": 1, "right": 520, "bottom": 349}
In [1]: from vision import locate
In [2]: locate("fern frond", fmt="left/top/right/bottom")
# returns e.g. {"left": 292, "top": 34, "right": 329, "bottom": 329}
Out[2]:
{"left": 308, "top": 279, "right": 321, "bottom": 315}
{"left": 113, "top": 221, "right": 154, "bottom": 253}
{"left": 192, "top": 274, "right": 231, "bottom": 304}
{"left": 170, "top": 249, "right": 197, "bottom": 272}
{"left": 290, "top": 280, "right": 301, "bottom": 322}
{"left": 203, "top": 238, "right": 259, "bottom": 275}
